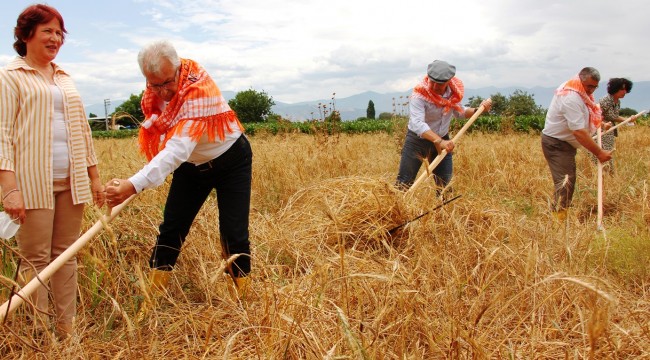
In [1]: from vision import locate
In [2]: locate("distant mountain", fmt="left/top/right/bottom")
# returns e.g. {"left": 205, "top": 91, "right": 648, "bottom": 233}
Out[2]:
{"left": 271, "top": 82, "right": 650, "bottom": 121}
{"left": 86, "top": 83, "right": 650, "bottom": 122}
{"left": 272, "top": 90, "right": 412, "bottom": 121}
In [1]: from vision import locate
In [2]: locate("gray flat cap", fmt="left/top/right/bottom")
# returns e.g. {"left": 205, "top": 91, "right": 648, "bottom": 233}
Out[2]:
{"left": 427, "top": 60, "right": 456, "bottom": 83}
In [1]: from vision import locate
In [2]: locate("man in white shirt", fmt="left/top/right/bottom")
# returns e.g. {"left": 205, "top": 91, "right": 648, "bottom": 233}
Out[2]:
{"left": 541, "top": 67, "right": 612, "bottom": 220}
{"left": 105, "top": 41, "right": 253, "bottom": 316}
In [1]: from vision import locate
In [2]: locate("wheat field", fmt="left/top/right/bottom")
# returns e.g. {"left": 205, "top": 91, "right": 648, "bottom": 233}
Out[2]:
{"left": 1, "top": 125, "right": 650, "bottom": 359}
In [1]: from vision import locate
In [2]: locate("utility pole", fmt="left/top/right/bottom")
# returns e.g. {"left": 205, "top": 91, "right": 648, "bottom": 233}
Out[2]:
{"left": 103, "top": 98, "right": 111, "bottom": 130}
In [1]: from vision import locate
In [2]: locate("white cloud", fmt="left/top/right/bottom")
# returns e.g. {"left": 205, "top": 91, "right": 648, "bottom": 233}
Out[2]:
{"left": 1, "top": 0, "right": 648, "bottom": 107}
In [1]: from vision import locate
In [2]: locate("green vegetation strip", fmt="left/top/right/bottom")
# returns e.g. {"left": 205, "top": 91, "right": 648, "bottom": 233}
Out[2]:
{"left": 92, "top": 116, "right": 650, "bottom": 138}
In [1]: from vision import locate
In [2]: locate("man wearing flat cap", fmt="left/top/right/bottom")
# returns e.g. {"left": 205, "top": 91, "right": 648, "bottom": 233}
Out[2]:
{"left": 396, "top": 60, "right": 492, "bottom": 191}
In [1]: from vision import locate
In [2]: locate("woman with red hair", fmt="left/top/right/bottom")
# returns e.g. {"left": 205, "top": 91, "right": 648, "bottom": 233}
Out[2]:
{"left": 0, "top": 4, "right": 105, "bottom": 338}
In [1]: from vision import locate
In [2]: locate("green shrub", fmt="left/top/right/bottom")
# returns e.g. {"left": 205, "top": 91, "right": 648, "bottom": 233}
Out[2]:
{"left": 589, "top": 228, "right": 650, "bottom": 283}
{"left": 378, "top": 112, "right": 393, "bottom": 120}
{"left": 92, "top": 129, "right": 139, "bottom": 139}
{"left": 88, "top": 115, "right": 585, "bottom": 138}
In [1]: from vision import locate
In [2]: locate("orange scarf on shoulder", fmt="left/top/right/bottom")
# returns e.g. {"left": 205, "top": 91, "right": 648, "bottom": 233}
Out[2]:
{"left": 555, "top": 76, "right": 602, "bottom": 132}
{"left": 411, "top": 76, "right": 464, "bottom": 113}
{"left": 139, "top": 58, "right": 243, "bottom": 160}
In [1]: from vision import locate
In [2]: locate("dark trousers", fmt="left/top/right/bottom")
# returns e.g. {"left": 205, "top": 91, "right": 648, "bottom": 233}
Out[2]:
{"left": 396, "top": 130, "right": 452, "bottom": 189}
{"left": 150, "top": 135, "right": 253, "bottom": 277}
{"left": 541, "top": 134, "right": 576, "bottom": 211}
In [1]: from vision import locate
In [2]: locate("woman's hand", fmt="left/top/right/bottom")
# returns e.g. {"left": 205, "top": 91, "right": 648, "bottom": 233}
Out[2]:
{"left": 90, "top": 178, "right": 105, "bottom": 208}
{"left": 2, "top": 190, "right": 26, "bottom": 224}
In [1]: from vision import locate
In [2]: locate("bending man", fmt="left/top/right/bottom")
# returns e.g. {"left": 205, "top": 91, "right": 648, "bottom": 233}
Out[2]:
{"left": 541, "top": 67, "right": 612, "bottom": 220}
{"left": 105, "top": 40, "right": 253, "bottom": 312}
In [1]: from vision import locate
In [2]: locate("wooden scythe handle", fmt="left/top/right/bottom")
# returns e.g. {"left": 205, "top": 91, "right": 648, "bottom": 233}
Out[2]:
{"left": 0, "top": 195, "right": 136, "bottom": 323}
{"left": 593, "top": 110, "right": 648, "bottom": 139}
{"left": 406, "top": 104, "right": 486, "bottom": 194}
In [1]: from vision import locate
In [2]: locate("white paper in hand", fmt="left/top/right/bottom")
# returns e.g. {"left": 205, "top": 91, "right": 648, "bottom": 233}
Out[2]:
{"left": 0, "top": 212, "right": 20, "bottom": 239}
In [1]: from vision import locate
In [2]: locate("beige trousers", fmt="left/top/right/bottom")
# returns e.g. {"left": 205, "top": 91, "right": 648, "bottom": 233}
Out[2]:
{"left": 16, "top": 178, "right": 84, "bottom": 328}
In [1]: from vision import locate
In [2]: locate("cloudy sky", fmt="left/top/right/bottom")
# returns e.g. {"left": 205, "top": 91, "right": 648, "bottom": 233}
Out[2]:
{"left": 0, "top": 0, "right": 647, "bottom": 109}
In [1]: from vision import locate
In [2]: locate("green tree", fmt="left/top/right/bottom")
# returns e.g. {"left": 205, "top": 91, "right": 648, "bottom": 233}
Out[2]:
{"left": 114, "top": 91, "right": 145, "bottom": 122}
{"left": 506, "top": 89, "right": 543, "bottom": 116}
{"left": 619, "top": 107, "right": 638, "bottom": 117}
{"left": 228, "top": 89, "right": 276, "bottom": 123}
{"left": 89, "top": 113, "right": 97, "bottom": 118}
{"left": 266, "top": 113, "right": 284, "bottom": 122}
{"left": 378, "top": 112, "right": 393, "bottom": 120}
{"left": 489, "top": 92, "right": 508, "bottom": 115}
{"left": 366, "top": 100, "right": 376, "bottom": 119}
{"left": 465, "top": 96, "right": 484, "bottom": 109}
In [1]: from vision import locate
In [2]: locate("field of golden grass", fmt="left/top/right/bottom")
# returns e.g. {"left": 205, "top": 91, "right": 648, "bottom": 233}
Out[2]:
{"left": 1, "top": 125, "right": 650, "bottom": 359}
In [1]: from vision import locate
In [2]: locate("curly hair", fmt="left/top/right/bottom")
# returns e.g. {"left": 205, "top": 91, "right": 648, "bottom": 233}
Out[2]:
{"left": 607, "top": 78, "right": 633, "bottom": 95}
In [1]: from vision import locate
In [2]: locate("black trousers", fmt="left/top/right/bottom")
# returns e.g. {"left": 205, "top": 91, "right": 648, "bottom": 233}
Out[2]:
{"left": 396, "top": 130, "right": 452, "bottom": 189}
{"left": 149, "top": 135, "right": 253, "bottom": 277}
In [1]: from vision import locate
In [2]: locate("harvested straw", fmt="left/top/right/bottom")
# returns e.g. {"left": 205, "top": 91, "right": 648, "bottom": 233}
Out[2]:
{"left": 3, "top": 130, "right": 650, "bottom": 358}
{"left": 275, "top": 176, "right": 413, "bottom": 249}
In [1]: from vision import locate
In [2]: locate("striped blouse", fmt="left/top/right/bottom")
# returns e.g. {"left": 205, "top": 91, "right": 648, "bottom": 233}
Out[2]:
{"left": 0, "top": 57, "right": 98, "bottom": 208}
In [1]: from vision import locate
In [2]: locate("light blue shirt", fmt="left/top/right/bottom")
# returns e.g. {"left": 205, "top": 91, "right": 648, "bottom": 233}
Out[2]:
{"left": 407, "top": 86, "right": 465, "bottom": 137}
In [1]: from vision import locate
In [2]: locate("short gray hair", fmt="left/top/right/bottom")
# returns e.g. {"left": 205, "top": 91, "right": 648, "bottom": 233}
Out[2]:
{"left": 578, "top": 67, "right": 600, "bottom": 82}
{"left": 137, "top": 40, "right": 181, "bottom": 76}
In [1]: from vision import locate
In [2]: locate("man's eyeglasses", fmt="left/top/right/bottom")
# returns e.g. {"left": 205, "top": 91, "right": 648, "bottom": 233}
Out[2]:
{"left": 147, "top": 68, "right": 179, "bottom": 91}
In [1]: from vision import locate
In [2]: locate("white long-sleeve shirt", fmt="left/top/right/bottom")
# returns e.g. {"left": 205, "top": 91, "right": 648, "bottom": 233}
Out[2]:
{"left": 129, "top": 120, "right": 242, "bottom": 193}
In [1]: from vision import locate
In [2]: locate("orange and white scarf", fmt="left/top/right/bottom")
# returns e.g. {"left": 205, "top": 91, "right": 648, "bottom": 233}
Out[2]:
{"left": 411, "top": 76, "right": 464, "bottom": 114}
{"left": 555, "top": 76, "right": 602, "bottom": 132}
{"left": 139, "top": 58, "right": 243, "bottom": 160}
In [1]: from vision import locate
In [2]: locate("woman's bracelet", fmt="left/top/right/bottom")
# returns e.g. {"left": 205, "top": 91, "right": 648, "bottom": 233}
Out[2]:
{"left": 2, "top": 188, "right": 19, "bottom": 201}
